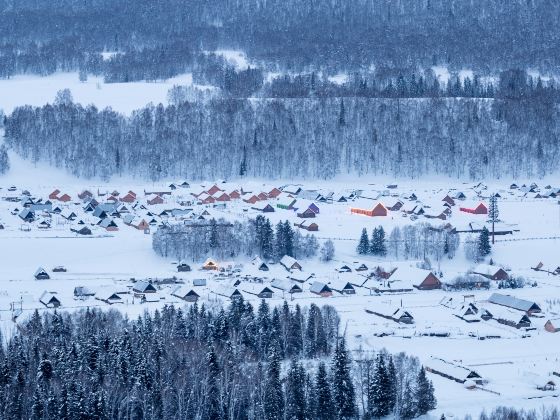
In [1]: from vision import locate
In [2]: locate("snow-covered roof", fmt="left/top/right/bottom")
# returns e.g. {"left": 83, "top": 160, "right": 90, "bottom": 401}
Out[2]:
{"left": 488, "top": 293, "right": 541, "bottom": 312}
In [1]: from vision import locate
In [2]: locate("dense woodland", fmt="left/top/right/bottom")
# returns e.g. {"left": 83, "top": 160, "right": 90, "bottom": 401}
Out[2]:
{"left": 5, "top": 69, "right": 560, "bottom": 181}
{"left": 2, "top": 0, "right": 560, "bottom": 80}
{"left": 152, "top": 216, "right": 319, "bottom": 263}
{"left": 0, "top": 302, "right": 439, "bottom": 419}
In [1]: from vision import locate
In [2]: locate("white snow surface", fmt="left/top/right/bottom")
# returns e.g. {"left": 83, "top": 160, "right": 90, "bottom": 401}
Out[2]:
{"left": 1, "top": 147, "right": 560, "bottom": 417}
{"left": 0, "top": 72, "right": 207, "bottom": 115}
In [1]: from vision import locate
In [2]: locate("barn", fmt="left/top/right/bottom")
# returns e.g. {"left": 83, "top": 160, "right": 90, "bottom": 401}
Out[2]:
{"left": 215, "top": 193, "right": 231, "bottom": 202}
{"left": 147, "top": 194, "right": 164, "bottom": 205}
{"left": 297, "top": 208, "right": 316, "bottom": 218}
{"left": 95, "top": 290, "right": 124, "bottom": 304}
{"left": 271, "top": 279, "right": 303, "bottom": 294}
{"left": 544, "top": 318, "right": 560, "bottom": 333}
{"left": 34, "top": 267, "right": 50, "bottom": 280}
{"left": 488, "top": 293, "right": 542, "bottom": 314}
{"left": 133, "top": 281, "right": 157, "bottom": 294}
{"left": 329, "top": 279, "right": 356, "bottom": 295}
{"left": 350, "top": 202, "right": 388, "bottom": 217}
{"left": 202, "top": 258, "right": 219, "bottom": 270}
{"left": 252, "top": 203, "right": 275, "bottom": 213}
{"left": 309, "top": 281, "right": 333, "bottom": 297}
{"left": 177, "top": 261, "right": 191, "bottom": 272}
{"left": 391, "top": 267, "right": 441, "bottom": 290}
{"left": 244, "top": 195, "right": 260, "bottom": 204}
{"left": 277, "top": 197, "right": 297, "bottom": 210}
{"left": 471, "top": 264, "right": 509, "bottom": 281}
{"left": 172, "top": 286, "right": 200, "bottom": 302}
{"left": 40, "top": 292, "right": 61, "bottom": 308}
{"left": 280, "top": 255, "right": 302, "bottom": 271}
{"left": 460, "top": 202, "right": 488, "bottom": 215}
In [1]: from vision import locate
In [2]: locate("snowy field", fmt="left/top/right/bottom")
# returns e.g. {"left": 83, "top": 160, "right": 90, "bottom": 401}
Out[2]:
{"left": 1, "top": 153, "right": 560, "bottom": 417}
{"left": 0, "top": 72, "right": 212, "bottom": 115}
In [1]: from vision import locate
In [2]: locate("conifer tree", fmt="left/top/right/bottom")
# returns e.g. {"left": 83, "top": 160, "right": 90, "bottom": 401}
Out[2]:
{"left": 314, "top": 362, "right": 335, "bottom": 420}
{"left": 209, "top": 218, "right": 219, "bottom": 250}
{"left": 488, "top": 194, "right": 500, "bottom": 244}
{"left": 206, "top": 347, "right": 222, "bottom": 420}
{"left": 368, "top": 353, "right": 392, "bottom": 417}
{"left": 261, "top": 218, "right": 274, "bottom": 260}
{"left": 264, "top": 345, "right": 284, "bottom": 420}
{"left": 415, "top": 367, "right": 437, "bottom": 416}
{"left": 399, "top": 381, "right": 416, "bottom": 419}
{"left": 478, "top": 226, "right": 491, "bottom": 258}
{"left": 331, "top": 337, "right": 357, "bottom": 419}
{"left": 285, "top": 360, "right": 307, "bottom": 420}
{"left": 357, "top": 228, "right": 370, "bottom": 255}
{"left": 370, "top": 226, "right": 387, "bottom": 256}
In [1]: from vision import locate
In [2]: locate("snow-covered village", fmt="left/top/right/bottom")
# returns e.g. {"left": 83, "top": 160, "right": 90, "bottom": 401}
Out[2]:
{"left": 0, "top": 169, "right": 559, "bottom": 418}
{"left": 2, "top": 1, "right": 560, "bottom": 419}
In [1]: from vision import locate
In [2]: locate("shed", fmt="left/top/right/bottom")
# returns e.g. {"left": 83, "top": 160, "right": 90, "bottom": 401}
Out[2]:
{"left": 471, "top": 264, "right": 509, "bottom": 281}
{"left": 193, "top": 278, "right": 207, "bottom": 287}
{"left": 350, "top": 202, "right": 388, "bottom": 217}
{"left": 171, "top": 286, "right": 200, "bottom": 302}
{"left": 39, "top": 292, "right": 61, "bottom": 308}
{"left": 34, "top": 267, "right": 50, "bottom": 280}
{"left": 280, "top": 255, "right": 302, "bottom": 271}
{"left": 177, "top": 261, "right": 191, "bottom": 272}
{"left": 133, "top": 281, "right": 157, "bottom": 294}
{"left": 309, "top": 281, "right": 332, "bottom": 297}
{"left": 329, "top": 279, "right": 356, "bottom": 295}
{"left": 488, "top": 293, "right": 542, "bottom": 314}
{"left": 202, "top": 258, "right": 219, "bottom": 270}
{"left": 271, "top": 278, "right": 303, "bottom": 294}
{"left": 95, "top": 290, "right": 124, "bottom": 304}
{"left": 544, "top": 318, "right": 560, "bottom": 333}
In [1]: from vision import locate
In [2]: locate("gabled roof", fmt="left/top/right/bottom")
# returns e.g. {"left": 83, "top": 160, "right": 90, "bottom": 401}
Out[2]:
{"left": 488, "top": 293, "right": 541, "bottom": 313}
{"left": 309, "top": 281, "right": 331, "bottom": 294}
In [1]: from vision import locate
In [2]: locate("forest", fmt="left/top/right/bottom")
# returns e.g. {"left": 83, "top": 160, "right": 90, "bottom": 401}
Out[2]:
{"left": 0, "top": 301, "right": 439, "bottom": 419}
{"left": 152, "top": 216, "right": 319, "bottom": 263}
{"left": 4, "top": 69, "right": 559, "bottom": 181}
{"left": 2, "top": 0, "right": 560, "bottom": 80}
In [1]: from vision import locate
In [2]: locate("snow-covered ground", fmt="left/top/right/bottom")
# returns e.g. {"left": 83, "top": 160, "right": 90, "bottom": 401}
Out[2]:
{"left": 0, "top": 72, "right": 213, "bottom": 115}
{"left": 1, "top": 153, "right": 560, "bottom": 417}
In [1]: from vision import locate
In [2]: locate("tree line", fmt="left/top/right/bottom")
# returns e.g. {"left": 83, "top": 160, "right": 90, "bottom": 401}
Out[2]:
{"left": 152, "top": 216, "right": 319, "bottom": 263}
{"left": 5, "top": 86, "right": 559, "bottom": 180}
{"left": 2, "top": 1, "right": 560, "bottom": 79}
{"left": 0, "top": 299, "right": 438, "bottom": 419}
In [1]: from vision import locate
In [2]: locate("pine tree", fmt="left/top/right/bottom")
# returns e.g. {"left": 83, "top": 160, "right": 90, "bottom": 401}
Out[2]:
{"left": 209, "top": 218, "right": 219, "bottom": 250}
{"left": 287, "top": 305, "right": 304, "bottom": 357}
{"left": 206, "top": 347, "right": 222, "bottom": 420}
{"left": 331, "top": 337, "right": 357, "bottom": 419}
{"left": 370, "top": 226, "right": 387, "bottom": 256}
{"left": 386, "top": 355, "right": 397, "bottom": 413}
{"left": 314, "top": 362, "right": 335, "bottom": 420}
{"left": 415, "top": 367, "right": 437, "bottom": 416}
{"left": 239, "top": 145, "right": 247, "bottom": 176}
{"left": 264, "top": 345, "right": 284, "bottom": 420}
{"left": 357, "top": 228, "right": 370, "bottom": 254}
{"left": 478, "top": 226, "right": 491, "bottom": 258}
{"left": 261, "top": 218, "right": 274, "bottom": 260}
{"left": 399, "top": 380, "right": 416, "bottom": 419}
{"left": 488, "top": 194, "right": 500, "bottom": 244}
{"left": 274, "top": 221, "right": 285, "bottom": 261}
{"left": 283, "top": 220, "right": 295, "bottom": 257}
{"left": 368, "top": 353, "right": 391, "bottom": 417}
{"left": 285, "top": 360, "right": 307, "bottom": 420}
